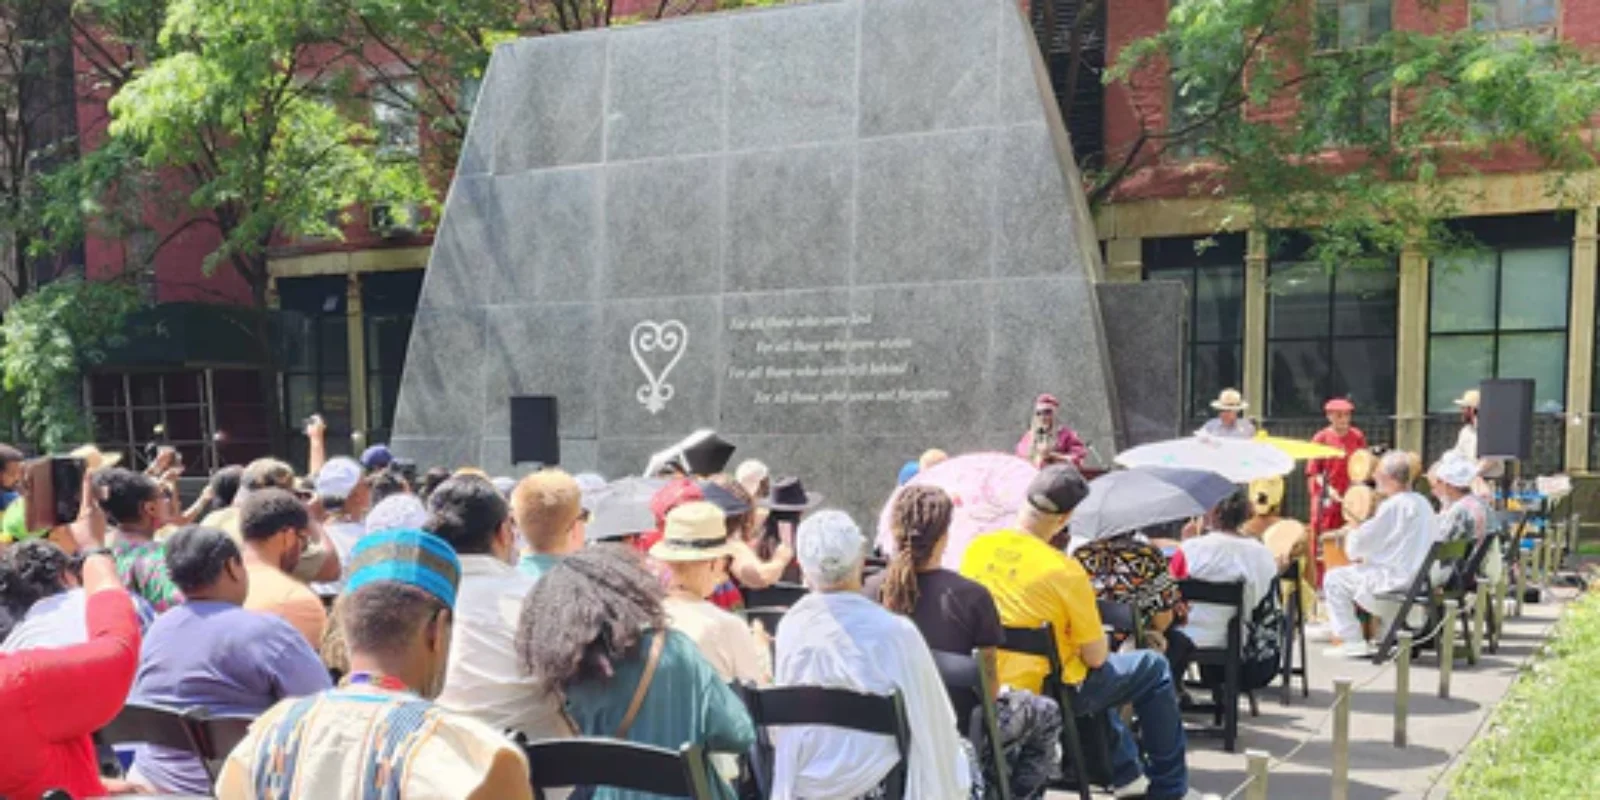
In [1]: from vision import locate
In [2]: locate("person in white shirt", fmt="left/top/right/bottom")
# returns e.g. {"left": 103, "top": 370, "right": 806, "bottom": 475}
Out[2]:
{"left": 310, "top": 456, "right": 370, "bottom": 596}
{"left": 656, "top": 502, "right": 771, "bottom": 685}
{"left": 1450, "top": 389, "right": 1503, "bottom": 484}
{"left": 426, "top": 475, "right": 573, "bottom": 745}
{"left": 1322, "top": 452, "right": 1437, "bottom": 658}
{"left": 773, "top": 510, "right": 971, "bottom": 800}
{"left": 1177, "top": 490, "right": 1280, "bottom": 651}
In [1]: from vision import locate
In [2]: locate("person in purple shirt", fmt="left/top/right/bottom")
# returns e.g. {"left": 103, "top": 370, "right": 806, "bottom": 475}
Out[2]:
{"left": 127, "top": 526, "right": 331, "bottom": 794}
{"left": 1013, "top": 393, "right": 1088, "bottom": 467}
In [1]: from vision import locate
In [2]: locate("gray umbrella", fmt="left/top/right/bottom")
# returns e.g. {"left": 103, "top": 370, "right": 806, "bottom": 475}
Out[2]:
{"left": 1067, "top": 467, "right": 1237, "bottom": 543}
{"left": 585, "top": 477, "right": 669, "bottom": 542}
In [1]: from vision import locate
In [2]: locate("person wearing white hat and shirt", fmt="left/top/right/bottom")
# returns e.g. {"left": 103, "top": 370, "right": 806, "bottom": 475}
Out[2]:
{"left": 773, "top": 510, "right": 972, "bottom": 800}
{"left": 1451, "top": 388, "right": 1504, "bottom": 483}
{"left": 310, "top": 456, "right": 369, "bottom": 595}
{"left": 1199, "top": 388, "right": 1256, "bottom": 439}
{"left": 1429, "top": 450, "right": 1496, "bottom": 584}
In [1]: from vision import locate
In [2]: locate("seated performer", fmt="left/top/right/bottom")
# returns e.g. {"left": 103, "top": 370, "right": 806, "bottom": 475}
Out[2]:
{"left": 1321, "top": 452, "right": 1435, "bottom": 659}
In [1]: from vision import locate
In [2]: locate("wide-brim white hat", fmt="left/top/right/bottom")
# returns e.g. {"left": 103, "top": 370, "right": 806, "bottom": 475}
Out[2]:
{"left": 649, "top": 501, "right": 736, "bottom": 562}
{"left": 1210, "top": 389, "right": 1248, "bottom": 411}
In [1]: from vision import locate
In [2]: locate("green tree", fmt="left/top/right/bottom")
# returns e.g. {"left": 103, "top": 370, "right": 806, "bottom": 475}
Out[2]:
{"left": 0, "top": 276, "right": 139, "bottom": 450}
{"left": 1097, "top": 0, "right": 1600, "bottom": 264}
{"left": 99, "top": 0, "right": 433, "bottom": 308}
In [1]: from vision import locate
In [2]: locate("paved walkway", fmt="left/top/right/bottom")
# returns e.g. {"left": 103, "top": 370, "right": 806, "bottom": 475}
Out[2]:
{"left": 1048, "top": 587, "right": 1576, "bottom": 800}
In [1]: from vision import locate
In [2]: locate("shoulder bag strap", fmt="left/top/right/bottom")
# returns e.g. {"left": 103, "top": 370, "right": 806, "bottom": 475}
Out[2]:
{"left": 614, "top": 629, "right": 667, "bottom": 739}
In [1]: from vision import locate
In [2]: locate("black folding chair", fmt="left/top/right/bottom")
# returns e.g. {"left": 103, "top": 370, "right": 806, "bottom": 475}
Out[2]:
{"left": 521, "top": 737, "right": 718, "bottom": 800}
{"left": 931, "top": 649, "right": 1012, "bottom": 800}
{"left": 740, "top": 582, "right": 808, "bottom": 610}
{"left": 1176, "top": 579, "right": 1247, "bottom": 752}
{"left": 1370, "top": 538, "right": 1473, "bottom": 665}
{"left": 193, "top": 714, "right": 255, "bottom": 776}
{"left": 999, "top": 624, "right": 1112, "bottom": 800}
{"left": 741, "top": 685, "right": 911, "bottom": 800}
{"left": 1279, "top": 559, "right": 1310, "bottom": 704}
{"left": 95, "top": 702, "right": 209, "bottom": 779}
{"left": 1095, "top": 598, "right": 1144, "bottom": 649}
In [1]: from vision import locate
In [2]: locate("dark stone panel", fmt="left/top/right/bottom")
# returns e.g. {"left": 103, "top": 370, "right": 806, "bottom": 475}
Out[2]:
{"left": 724, "top": 144, "right": 854, "bottom": 293}
{"left": 844, "top": 283, "right": 993, "bottom": 436}
{"left": 392, "top": 309, "right": 485, "bottom": 441}
{"left": 605, "top": 20, "right": 726, "bottom": 161}
{"left": 1099, "top": 281, "right": 1187, "bottom": 448}
{"left": 497, "top": 168, "right": 601, "bottom": 304}
{"left": 493, "top": 35, "right": 607, "bottom": 173}
{"left": 601, "top": 157, "right": 724, "bottom": 299}
{"left": 854, "top": 130, "right": 997, "bottom": 285}
{"left": 727, "top": 2, "right": 858, "bottom": 150}
{"left": 483, "top": 304, "right": 600, "bottom": 439}
{"left": 859, "top": 0, "right": 998, "bottom": 137}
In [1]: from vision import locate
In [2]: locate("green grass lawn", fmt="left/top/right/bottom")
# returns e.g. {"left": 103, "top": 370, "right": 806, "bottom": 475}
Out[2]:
{"left": 1452, "top": 590, "right": 1600, "bottom": 798}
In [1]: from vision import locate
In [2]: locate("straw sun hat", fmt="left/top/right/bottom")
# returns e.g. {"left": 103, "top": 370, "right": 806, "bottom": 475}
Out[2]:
{"left": 649, "top": 501, "right": 735, "bottom": 563}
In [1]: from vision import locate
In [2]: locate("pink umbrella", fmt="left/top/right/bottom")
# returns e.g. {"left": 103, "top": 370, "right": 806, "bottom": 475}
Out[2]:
{"left": 876, "top": 452, "right": 1039, "bottom": 570}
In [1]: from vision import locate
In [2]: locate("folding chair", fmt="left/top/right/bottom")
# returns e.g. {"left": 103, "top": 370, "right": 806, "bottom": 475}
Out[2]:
{"left": 193, "top": 713, "right": 255, "bottom": 777}
{"left": 521, "top": 737, "right": 719, "bottom": 800}
{"left": 1176, "top": 579, "right": 1246, "bottom": 753}
{"left": 740, "top": 582, "right": 807, "bottom": 610}
{"left": 999, "top": 624, "right": 1113, "bottom": 800}
{"left": 931, "top": 649, "right": 1012, "bottom": 800}
{"left": 1369, "top": 538, "right": 1473, "bottom": 666}
{"left": 1095, "top": 598, "right": 1144, "bottom": 649}
{"left": 1278, "top": 559, "right": 1310, "bottom": 705}
{"left": 742, "top": 685, "right": 911, "bottom": 800}
{"left": 95, "top": 702, "right": 208, "bottom": 779}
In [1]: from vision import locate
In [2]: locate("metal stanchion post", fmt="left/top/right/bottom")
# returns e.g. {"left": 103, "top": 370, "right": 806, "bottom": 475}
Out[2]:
{"left": 1333, "top": 677, "right": 1352, "bottom": 800}
{"left": 1491, "top": 569, "right": 1505, "bottom": 652}
{"left": 1515, "top": 549, "right": 1528, "bottom": 617}
{"left": 1470, "top": 585, "right": 1486, "bottom": 664}
{"left": 1245, "top": 749, "right": 1270, "bottom": 800}
{"left": 1439, "top": 601, "right": 1458, "bottom": 699}
{"left": 1395, "top": 630, "right": 1411, "bottom": 747}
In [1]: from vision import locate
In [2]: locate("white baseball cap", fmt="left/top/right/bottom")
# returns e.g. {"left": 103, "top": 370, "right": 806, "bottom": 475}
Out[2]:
{"left": 315, "top": 457, "right": 364, "bottom": 499}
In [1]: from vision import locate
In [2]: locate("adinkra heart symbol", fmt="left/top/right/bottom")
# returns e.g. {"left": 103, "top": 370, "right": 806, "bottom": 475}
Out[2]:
{"left": 630, "top": 320, "right": 689, "bottom": 415}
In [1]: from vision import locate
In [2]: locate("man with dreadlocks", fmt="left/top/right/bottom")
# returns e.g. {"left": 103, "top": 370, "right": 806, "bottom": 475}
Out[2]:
{"left": 867, "top": 485, "right": 1064, "bottom": 800}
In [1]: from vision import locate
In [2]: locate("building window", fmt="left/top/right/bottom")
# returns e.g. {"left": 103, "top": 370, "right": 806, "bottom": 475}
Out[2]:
{"left": 1473, "top": 0, "right": 1557, "bottom": 32}
{"left": 1316, "top": 0, "right": 1391, "bottom": 49}
{"left": 1427, "top": 245, "right": 1569, "bottom": 415}
{"left": 278, "top": 276, "right": 353, "bottom": 467}
{"left": 361, "top": 271, "right": 424, "bottom": 448}
{"left": 1267, "top": 255, "right": 1398, "bottom": 418}
{"left": 1146, "top": 235, "right": 1247, "bottom": 423}
{"left": 373, "top": 78, "right": 420, "bottom": 161}
{"left": 89, "top": 369, "right": 272, "bottom": 472}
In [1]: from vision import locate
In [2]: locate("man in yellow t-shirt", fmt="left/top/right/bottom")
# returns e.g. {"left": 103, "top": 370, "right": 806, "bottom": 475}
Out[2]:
{"left": 962, "top": 464, "right": 1200, "bottom": 800}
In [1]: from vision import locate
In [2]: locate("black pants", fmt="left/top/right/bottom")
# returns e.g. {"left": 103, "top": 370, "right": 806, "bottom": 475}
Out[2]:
{"left": 1163, "top": 627, "right": 1195, "bottom": 687}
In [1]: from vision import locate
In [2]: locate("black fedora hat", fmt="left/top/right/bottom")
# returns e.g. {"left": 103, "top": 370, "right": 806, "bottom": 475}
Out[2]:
{"left": 764, "top": 476, "right": 822, "bottom": 513}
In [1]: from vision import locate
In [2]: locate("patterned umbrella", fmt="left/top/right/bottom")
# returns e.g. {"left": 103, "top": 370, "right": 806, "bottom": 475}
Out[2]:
{"left": 1114, "top": 434, "right": 1294, "bottom": 483}
{"left": 876, "top": 452, "right": 1038, "bottom": 570}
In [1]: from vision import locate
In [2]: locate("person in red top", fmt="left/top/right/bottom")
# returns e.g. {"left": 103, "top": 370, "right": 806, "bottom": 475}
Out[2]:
{"left": 1306, "top": 398, "right": 1367, "bottom": 583}
{"left": 0, "top": 551, "right": 142, "bottom": 800}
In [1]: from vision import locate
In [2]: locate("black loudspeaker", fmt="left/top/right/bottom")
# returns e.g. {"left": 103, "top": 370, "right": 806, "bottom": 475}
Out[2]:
{"left": 1477, "top": 379, "right": 1534, "bottom": 461}
{"left": 510, "top": 396, "right": 560, "bottom": 466}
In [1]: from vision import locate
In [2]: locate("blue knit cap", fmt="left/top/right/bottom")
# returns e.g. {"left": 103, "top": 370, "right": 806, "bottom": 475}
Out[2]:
{"left": 345, "top": 529, "right": 462, "bottom": 609}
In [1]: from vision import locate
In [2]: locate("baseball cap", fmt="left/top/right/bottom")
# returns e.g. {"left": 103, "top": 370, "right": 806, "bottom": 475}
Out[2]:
{"left": 1026, "top": 463, "right": 1089, "bottom": 515}
{"left": 360, "top": 444, "right": 394, "bottom": 471}
{"left": 315, "top": 457, "right": 364, "bottom": 499}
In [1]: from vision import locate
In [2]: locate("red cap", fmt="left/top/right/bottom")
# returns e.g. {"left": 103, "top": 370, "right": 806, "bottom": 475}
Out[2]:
{"left": 1034, "top": 394, "right": 1061, "bottom": 411}
{"left": 1324, "top": 397, "right": 1355, "bottom": 413}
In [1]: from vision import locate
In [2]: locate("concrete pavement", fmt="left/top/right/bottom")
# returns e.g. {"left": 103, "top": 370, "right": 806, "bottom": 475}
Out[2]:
{"left": 1047, "top": 588, "right": 1576, "bottom": 800}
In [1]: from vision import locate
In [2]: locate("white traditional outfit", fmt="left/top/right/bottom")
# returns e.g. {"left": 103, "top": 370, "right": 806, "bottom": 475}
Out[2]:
{"left": 1323, "top": 492, "right": 1436, "bottom": 645}
{"left": 1177, "top": 532, "right": 1279, "bottom": 648}
{"left": 772, "top": 591, "right": 971, "bottom": 800}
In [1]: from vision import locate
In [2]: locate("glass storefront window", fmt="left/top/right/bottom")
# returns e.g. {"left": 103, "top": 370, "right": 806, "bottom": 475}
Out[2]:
{"left": 1266, "top": 255, "right": 1398, "bottom": 418}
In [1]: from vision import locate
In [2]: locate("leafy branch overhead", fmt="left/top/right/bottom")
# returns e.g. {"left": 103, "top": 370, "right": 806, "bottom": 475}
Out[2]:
{"left": 1101, "top": 0, "right": 1600, "bottom": 265}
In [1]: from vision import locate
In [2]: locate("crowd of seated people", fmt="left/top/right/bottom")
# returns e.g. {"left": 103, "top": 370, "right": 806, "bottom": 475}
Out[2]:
{"left": 0, "top": 418, "right": 1502, "bottom": 800}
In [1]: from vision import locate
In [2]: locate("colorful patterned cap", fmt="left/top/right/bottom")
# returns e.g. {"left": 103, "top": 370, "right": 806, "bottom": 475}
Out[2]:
{"left": 345, "top": 529, "right": 462, "bottom": 609}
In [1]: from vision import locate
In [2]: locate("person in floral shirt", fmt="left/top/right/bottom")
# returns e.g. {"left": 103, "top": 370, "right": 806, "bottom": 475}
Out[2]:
{"left": 99, "top": 468, "right": 185, "bottom": 612}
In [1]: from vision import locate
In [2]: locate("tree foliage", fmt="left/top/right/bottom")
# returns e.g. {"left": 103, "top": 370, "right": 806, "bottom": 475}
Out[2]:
{"left": 0, "top": 276, "right": 139, "bottom": 450}
{"left": 1102, "top": 0, "right": 1600, "bottom": 266}
{"left": 88, "top": 0, "right": 435, "bottom": 304}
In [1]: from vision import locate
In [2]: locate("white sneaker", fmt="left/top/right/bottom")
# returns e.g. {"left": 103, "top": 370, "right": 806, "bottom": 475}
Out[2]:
{"left": 1183, "top": 791, "right": 1223, "bottom": 800}
{"left": 1113, "top": 775, "right": 1150, "bottom": 798}
{"left": 1323, "top": 641, "right": 1375, "bottom": 659}
{"left": 1305, "top": 622, "right": 1336, "bottom": 643}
